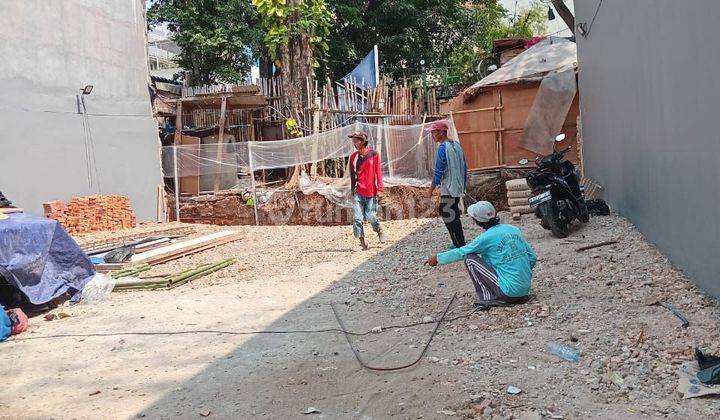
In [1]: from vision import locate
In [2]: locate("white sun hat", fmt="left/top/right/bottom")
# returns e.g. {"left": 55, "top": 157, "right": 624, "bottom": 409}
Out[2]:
{"left": 467, "top": 201, "right": 497, "bottom": 222}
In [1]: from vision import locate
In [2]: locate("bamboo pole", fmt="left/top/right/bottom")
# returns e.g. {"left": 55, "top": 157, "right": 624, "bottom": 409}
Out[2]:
{"left": 167, "top": 259, "right": 237, "bottom": 289}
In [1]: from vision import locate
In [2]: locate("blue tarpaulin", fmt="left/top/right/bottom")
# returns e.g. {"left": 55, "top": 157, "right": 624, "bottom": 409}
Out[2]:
{"left": 0, "top": 213, "right": 95, "bottom": 304}
{"left": 342, "top": 45, "right": 379, "bottom": 87}
{"left": 338, "top": 46, "right": 380, "bottom": 112}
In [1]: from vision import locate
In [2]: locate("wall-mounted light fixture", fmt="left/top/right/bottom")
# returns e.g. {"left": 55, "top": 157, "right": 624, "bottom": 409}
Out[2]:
{"left": 77, "top": 84, "right": 93, "bottom": 114}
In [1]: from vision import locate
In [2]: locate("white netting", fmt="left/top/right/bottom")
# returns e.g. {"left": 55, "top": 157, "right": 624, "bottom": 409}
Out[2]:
{"left": 162, "top": 121, "right": 445, "bottom": 184}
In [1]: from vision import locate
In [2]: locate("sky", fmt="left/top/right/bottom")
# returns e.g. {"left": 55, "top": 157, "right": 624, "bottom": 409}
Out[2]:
{"left": 500, "top": 0, "right": 575, "bottom": 37}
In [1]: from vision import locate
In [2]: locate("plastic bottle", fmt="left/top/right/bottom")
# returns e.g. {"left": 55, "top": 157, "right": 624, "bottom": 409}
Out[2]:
{"left": 546, "top": 341, "right": 579, "bottom": 362}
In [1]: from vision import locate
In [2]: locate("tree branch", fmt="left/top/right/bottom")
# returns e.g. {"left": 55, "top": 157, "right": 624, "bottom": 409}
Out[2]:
{"left": 550, "top": 0, "right": 575, "bottom": 35}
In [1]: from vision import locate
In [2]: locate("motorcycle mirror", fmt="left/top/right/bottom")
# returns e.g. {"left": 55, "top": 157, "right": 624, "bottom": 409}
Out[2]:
{"left": 555, "top": 133, "right": 566, "bottom": 142}
{"left": 518, "top": 159, "right": 529, "bottom": 165}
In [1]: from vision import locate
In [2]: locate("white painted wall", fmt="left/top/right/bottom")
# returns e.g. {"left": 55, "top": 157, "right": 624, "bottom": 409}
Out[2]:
{"left": 0, "top": 0, "right": 162, "bottom": 221}
{"left": 575, "top": 0, "right": 720, "bottom": 298}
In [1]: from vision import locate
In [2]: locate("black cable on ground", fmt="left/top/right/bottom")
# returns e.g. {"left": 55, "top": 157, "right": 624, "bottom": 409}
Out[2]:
{"left": 331, "top": 293, "right": 458, "bottom": 372}
{"left": 11, "top": 295, "right": 476, "bottom": 343}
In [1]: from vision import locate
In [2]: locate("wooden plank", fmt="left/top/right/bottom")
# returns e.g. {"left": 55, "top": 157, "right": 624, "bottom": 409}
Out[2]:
{"left": 449, "top": 106, "right": 503, "bottom": 115}
{"left": 214, "top": 96, "right": 227, "bottom": 192}
{"left": 130, "top": 231, "right": 242, "bottom": 265}
{"left": 457, "top": 128, "right": 505, "bottom": 134}
{"left": 452, "top": 107, "right": 496, "bottom": 134}
{"left": 139, "top": 233, "right": 242, "bottom": 266}
{"left": 230, "top": 85, "right": 261, "bottom": 94}
{"left": 458, "top": 132, "right": 498, "bottom": 170}
{"left": 497, "top": 90, "right": 504, "bottom": 166}
{"left": 495, "top": 84, "right": 538, "bottom": 130}
{"left": 179, "top": 135, "right": 201, "bottom": 196}
{"left": 0, "top": 208, "right": 23, "bottom": 214}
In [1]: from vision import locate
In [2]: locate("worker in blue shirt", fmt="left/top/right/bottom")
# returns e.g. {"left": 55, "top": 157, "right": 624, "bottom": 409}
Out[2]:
{"left": 425, "top": 201, "right": 537, "bottom": 305}
{"left": 425, "top": 120, "right": 468, "bottom": 248}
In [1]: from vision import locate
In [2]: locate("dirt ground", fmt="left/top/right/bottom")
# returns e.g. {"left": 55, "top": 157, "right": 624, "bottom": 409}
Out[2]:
{"left": 2, "top": 213, "right": 720, "bottom": 419}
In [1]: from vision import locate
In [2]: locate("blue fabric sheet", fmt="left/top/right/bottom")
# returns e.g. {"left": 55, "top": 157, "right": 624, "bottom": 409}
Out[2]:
{"left": 0, "top": 213, "right": 95, "bottom": 304}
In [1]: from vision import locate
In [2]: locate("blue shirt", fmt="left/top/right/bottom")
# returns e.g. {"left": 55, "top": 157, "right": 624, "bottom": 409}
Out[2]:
{"left": 437, "top": 224, "right": 537, "bottom": 297}
{"left": 432, "top": 140, "right": 467, "bottom": 197}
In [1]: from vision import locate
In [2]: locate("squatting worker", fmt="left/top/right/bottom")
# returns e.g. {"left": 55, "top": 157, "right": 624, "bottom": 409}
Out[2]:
{"left": 348, "top": 130, "right": 386, "bottom": 250}
{"left": 426, "top": 120, "right": 468, "bottom": 248}
{"left": 425, "top": 202, "right": 536, "bottom": 305}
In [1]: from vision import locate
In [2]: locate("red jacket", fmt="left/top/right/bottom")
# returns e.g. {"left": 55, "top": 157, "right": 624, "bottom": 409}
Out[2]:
{"left": 350, "top": 149, "right": 383, "bottom": 198}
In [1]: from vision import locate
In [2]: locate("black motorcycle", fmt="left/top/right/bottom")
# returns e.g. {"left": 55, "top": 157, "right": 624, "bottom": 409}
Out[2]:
{"left": 522, "top": 134, "right": 589, "bottom": 238}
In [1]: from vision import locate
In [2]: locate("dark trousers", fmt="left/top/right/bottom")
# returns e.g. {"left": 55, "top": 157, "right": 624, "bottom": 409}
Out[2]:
{"left": 439, "top": 195, "right": 466, "bottom": 248}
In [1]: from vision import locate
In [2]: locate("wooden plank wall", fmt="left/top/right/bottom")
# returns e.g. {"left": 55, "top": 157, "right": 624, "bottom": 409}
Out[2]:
{"left": 450, "top": 82, "right": 580, "bottom": 170}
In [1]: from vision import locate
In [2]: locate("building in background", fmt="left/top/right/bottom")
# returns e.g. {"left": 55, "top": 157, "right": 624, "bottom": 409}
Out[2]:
{"left": 574, "top": 0, "right": 720, "bottom": 298}
{"left": 0, "top": 0, "right": 162, "bottom": 221}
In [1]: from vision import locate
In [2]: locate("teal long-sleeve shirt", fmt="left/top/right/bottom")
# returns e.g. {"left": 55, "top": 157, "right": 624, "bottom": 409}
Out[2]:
{"left": 437, "top": 224, "right": 537, "bottom": 297}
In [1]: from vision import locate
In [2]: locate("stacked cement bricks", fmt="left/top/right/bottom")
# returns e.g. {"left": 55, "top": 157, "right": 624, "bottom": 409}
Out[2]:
{"left": 506, "top": 178, "right": 533, "bottom": 219}
{"left": 43, "top": 195, "right": 137, "bottom": 234}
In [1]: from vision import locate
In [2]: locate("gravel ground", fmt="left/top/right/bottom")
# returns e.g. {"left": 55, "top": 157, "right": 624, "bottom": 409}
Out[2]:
{"left": 2, "top": 213, "right": 719, "bottom": 419}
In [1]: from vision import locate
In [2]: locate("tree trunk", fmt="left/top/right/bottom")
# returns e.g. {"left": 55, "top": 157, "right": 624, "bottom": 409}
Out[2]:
{"left": 279, "top": 0, "right": 313, "bottom": 124}
{"left": 259, "top": 55, "right": 274, "bottom": 79}
{"left": 278, "top": 0, "right": 314, "bottom": 186}
{"left": 551, "top": 0, "right": 575, "bottom": 35}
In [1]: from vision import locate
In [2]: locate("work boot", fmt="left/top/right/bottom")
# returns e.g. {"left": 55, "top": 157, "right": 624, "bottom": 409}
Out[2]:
{"left": 377, "top": 229, "right": 386, "bottom": 244}
{"left": 359, "top": 237, "right": 369, "bottom": 250}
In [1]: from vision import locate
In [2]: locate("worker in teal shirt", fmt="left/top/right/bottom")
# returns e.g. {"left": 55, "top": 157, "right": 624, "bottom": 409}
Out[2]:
{"left": 425, "top": 201, "right": 536, "bottom": 304}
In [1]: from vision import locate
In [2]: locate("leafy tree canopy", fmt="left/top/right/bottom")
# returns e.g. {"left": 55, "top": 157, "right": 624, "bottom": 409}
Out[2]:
{"left": 148, "top": 0, "right": 548, "bottom": 86}
{"left": 148, "top": 0, "right": 263, "bottom": 85}
{"left": 323, "top": 0, "right": 547, "bottom": 84}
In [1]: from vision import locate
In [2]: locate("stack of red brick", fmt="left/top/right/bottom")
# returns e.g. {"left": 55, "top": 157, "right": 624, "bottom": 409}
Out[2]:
{"left": 43, "top": 195, "right": 137, "bottom": 234}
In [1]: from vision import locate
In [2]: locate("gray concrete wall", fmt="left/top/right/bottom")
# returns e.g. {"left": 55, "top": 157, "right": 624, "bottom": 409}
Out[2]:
{"left": 0, "top": 0, "right": 162, "bottom": 221}
{"left": 575, "top": 0, "right": 720, "bottom": 298}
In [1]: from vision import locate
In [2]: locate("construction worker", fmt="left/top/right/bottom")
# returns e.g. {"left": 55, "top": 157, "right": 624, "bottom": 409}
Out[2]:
{"left": 425, "top": 120, "right": 468, "bottom": 248}
{"left": 348, "top": 131, "right": 386, "bottom": 250}
{"left": 425, "top": 201, "right": 536, "bottom": 305}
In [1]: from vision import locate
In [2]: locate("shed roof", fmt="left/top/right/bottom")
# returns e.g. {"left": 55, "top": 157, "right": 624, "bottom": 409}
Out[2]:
{"left": 466, "top": 37, "right": 577, "bottom": 96}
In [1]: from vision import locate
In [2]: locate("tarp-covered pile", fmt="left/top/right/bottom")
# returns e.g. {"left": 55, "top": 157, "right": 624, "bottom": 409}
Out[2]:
{"left": 0, "top": 213, "right": 95, "bottom": 305}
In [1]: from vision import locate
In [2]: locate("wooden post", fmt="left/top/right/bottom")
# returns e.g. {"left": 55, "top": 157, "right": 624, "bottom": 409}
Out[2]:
{"left": 174, "top": 99, "right": 183, "bottom": 145}
{"left": 214, "top": 96, "right": 227, "bottom": 192}
{"left": 247, "top": 142, "right": 260, "bottom": 226}
{"left": 311, "top": 95, "right": 321, "bottom": 176}
{"left": 493, "top": 90, "right": 503, "bottom": 166}
{"left": 173, "top": 146, "right": 181, "bottom": 222}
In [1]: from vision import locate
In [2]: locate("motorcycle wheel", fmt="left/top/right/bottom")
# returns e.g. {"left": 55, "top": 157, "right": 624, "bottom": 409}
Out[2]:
{"left": 534, "top": 207, "right": 543, "bottom": 219}
{"left": 541, "top": 201, "right": 570, "bottom": 238}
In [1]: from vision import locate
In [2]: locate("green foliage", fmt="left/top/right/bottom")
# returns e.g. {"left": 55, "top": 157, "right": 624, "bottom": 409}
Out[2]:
{"left": 324, "top": 0, "right": 547, "bottom": 84}
{"left": 284, "top": 117, "right": 302, "bottom": 137}
{"left": 324, "top": 1, "right": 480, "bottom": 81}
{"left": 251, "top": 0, "right": 333, "bottom": 68}
{"left": 447, "top": 0, "right": 549, "bottom": 84}
{"left": 148, "top": 0, "right": 263, "bottom": 85}
{"left": 149, "top": 0, "right": 548, "bottom": 87}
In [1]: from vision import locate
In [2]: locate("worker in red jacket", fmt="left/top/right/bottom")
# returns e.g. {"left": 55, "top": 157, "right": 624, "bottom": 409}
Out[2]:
{"left": 348, "top": 131, "right": 386, "bottom": 249}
